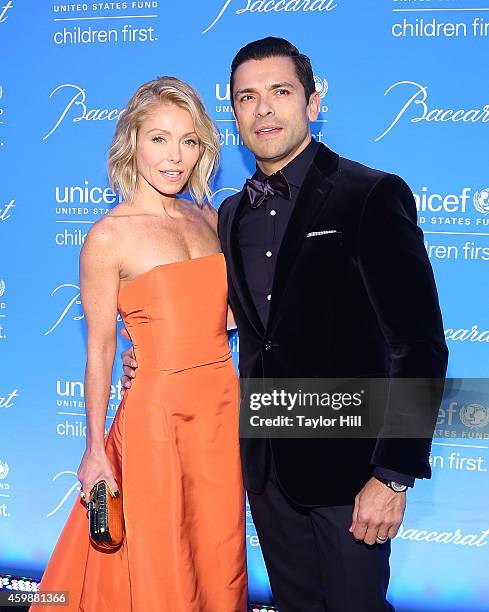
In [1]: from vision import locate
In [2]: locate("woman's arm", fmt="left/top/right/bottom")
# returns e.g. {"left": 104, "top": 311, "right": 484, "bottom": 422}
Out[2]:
{"left": 227, "top": 305, "right": 237, "bottom": 331}
{"left": 77, "top": 220, "right": 121, "bottom": 498}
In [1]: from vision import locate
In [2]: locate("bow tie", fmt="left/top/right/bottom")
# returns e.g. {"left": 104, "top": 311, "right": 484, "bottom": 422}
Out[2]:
{"left": 245, "top": 170, "right": 291, "bottom": 209}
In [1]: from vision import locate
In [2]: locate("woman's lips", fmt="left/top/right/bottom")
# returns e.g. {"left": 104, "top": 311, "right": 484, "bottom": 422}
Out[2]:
{"left": 159, "top": 170, "right": 184, "bottom": 182}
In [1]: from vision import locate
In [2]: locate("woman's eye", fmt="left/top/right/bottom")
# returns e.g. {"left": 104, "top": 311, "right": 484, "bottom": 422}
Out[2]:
{"left": 152, "top": 136, "right": 165, "bottom": 143}
{"left": 184, "top": 139, "right": 198, "bottom": 146}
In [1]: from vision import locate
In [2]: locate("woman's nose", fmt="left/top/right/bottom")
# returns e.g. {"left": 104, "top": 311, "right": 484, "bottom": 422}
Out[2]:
{"left": 166, "top": 144, "right": 182, "bottom": 163}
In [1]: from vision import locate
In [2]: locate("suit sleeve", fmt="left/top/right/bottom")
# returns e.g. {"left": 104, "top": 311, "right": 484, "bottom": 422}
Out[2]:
{"left": 357, "top": 174, "right": 448, "bottom": 479}
{"left": 372, "top": 466, "right": 414, "bottom": 488}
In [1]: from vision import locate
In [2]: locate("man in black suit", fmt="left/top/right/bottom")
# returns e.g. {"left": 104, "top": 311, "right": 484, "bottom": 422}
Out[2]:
{"left": 122, "top": 37, "right": 448, "bottom": 611}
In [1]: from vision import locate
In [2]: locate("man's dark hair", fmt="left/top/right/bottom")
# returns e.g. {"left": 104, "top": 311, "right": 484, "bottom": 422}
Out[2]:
{"left": 230, "top": 37, "right": 316, "bottom": 108}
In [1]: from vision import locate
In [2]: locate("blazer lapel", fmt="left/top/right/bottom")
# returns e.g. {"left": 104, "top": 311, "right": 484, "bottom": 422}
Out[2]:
{"left": 266, "top": 144, "right": 339, "bottom": 332}
{"left": 225, "top": 190, "right": 266, "bottom": 337}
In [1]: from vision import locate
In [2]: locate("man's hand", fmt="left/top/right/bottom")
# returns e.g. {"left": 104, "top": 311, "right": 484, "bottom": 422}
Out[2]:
{"left": 120, "top": 327, "right": 137, "bottom": 396}
{"left": 349, "top": 477, "right": 406, "bottom": 545}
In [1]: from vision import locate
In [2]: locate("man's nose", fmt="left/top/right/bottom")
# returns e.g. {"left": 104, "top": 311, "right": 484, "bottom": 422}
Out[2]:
{"left": 255, "top": 99, "right": 274, "bottom": 118}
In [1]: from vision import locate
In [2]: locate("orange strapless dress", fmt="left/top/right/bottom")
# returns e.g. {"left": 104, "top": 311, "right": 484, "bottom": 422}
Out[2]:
{"left": 31, "top": 253, "right": 247, "bottom": 612}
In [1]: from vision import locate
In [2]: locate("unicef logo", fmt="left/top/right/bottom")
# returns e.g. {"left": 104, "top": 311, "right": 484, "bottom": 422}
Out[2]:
{"left": 0, "top": 279, "right": 5, "bottom": 297}
{"left": 473, "top": 188, "right": 489, "bottom": 215}
{"left": 314, "top": 76, "right": 329, "bottom": 99}
{"left": 0, "top": 461, "right": 9, "bottom": 479}
{"left": 460, "top": 404, "right": 489, "bottom": 429}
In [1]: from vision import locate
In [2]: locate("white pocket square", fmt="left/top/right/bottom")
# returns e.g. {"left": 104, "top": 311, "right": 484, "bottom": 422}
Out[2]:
{"left": 306, "top": 230, "right": 339, "bottom": 238}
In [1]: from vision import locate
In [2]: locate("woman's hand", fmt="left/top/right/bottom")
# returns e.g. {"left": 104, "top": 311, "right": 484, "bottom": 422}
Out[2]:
{"left": 120, "top": 326, "right": 137, "bottom": 396}
{"left": 77, "top": 447, "right": 119, "bottom": 502}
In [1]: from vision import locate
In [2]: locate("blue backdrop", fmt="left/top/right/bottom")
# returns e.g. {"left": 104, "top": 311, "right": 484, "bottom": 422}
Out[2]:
{"left": 1, "top": 1, "right": 489, "bottom": 610}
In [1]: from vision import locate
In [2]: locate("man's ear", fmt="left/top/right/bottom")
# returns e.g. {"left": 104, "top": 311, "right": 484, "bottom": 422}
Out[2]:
{"left": 307, "top": 92, "right": 321, "bottom": 122}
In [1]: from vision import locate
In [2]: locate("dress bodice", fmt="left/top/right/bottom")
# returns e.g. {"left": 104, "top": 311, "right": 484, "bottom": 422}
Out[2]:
{"left": 118, "top": 253, "right": 231, "bottom": 371}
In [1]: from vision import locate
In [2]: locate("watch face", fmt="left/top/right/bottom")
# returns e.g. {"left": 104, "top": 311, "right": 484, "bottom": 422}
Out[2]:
{"left": 390, "top": 481, "right": 408, "bottom": 492}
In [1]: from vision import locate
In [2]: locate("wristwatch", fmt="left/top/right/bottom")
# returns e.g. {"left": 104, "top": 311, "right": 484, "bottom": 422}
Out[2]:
{"left": 375, "top": 477, "right": 408, "bottom": 493}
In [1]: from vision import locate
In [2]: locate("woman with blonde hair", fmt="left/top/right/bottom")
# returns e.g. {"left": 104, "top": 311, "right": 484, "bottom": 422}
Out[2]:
{"left": 31, "top": 76, "right": 247, "bottom": 612}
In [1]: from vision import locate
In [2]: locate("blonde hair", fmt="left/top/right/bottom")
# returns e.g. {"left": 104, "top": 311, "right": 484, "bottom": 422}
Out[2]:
{"left": 108, "top": 76, "right": 220, "bottom": 205}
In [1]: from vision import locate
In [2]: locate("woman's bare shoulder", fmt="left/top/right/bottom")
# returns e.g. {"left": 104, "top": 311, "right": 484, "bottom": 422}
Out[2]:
{"left": 201, "top": 202, "right": 218, "bottom": 220}
{"left": 191, "top": 200, "right": 218, "bottom": 229}
{"left": 80, "top": 212, "right": 127, "bottom": 263}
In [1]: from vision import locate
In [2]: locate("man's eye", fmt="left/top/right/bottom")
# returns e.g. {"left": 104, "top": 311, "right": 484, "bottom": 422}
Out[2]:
{"left": 240, "top": 95, "right": 254, "bottom": 102}
{"left": 276, "top": 89, "right": 289, "bottom": 96}
{"left": 152, "top": 136, "right": 165, "bottom": 143}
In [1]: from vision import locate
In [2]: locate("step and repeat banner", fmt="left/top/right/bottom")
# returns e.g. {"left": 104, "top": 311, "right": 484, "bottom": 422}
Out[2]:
{"left": 1, "top": 1, "right": 489, "bottom": 610}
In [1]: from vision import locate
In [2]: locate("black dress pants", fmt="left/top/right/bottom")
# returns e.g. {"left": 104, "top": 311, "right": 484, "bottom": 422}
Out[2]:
{"left": 247, "top": 457, "right": 395, "bottom": 612}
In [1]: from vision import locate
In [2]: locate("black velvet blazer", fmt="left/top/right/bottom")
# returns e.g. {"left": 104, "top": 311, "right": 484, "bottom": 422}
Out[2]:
{"left": 218, "top": 143, "right": 448, "bottom": 507}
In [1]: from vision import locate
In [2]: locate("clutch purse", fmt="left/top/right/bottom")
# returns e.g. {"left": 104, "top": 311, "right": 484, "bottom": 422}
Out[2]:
{"left": 87, "top": 480, "right": 125, "bottom": 551}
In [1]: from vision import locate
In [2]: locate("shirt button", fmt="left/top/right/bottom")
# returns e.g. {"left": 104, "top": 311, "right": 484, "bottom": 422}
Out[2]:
{"left": 266, "top": 251, "right": 272, "bottom": 257}
{"left": 270, "top": 210, "right": 277, "bottom": 216}
{"left": 267, "top": 294, "right": 271, "bottom": 301}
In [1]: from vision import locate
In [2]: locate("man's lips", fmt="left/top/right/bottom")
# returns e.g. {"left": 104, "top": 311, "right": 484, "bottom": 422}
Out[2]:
{"left": 255, "top": 126, "right": 283, "bottom": 137}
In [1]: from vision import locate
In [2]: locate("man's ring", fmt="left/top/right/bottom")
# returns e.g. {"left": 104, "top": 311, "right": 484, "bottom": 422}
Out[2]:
{"left": 80, "top": 491, "right": 86, "bottom": 500}
{"left": 376, "top": 535, "right": 388, "bottom": 542}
